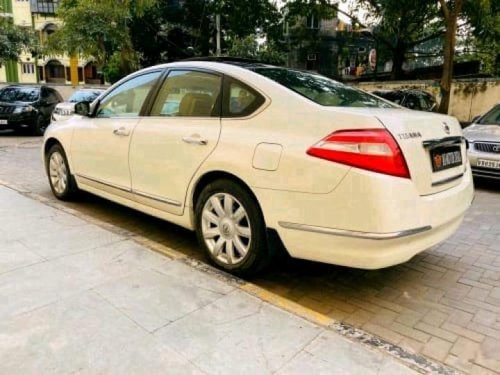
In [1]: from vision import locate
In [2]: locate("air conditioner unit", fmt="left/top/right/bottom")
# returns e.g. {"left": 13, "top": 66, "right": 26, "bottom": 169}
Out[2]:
{"left": 307, "top": 54, "right": 317, "bottom": 61}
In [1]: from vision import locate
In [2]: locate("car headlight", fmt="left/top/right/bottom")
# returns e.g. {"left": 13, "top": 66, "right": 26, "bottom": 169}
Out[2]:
{"left": 13, "top": 105, "right": 34, "bottom": 114}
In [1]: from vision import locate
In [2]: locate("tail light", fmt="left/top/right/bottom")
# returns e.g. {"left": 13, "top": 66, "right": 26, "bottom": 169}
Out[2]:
{"left": 307, "top": 129, "right": 410, "bottom": 178}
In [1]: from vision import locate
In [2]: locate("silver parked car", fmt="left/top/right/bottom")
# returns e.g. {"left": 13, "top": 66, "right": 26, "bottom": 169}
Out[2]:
{"left": 52, "top": 88, "right": 105, "bottom": 122}
{"left": 463, "top": 104, "right": 500, "bottom": 179}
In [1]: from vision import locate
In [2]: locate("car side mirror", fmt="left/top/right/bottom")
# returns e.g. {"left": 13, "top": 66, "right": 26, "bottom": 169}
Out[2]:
{"left": 75, "top": 101, "right": 91, "bottom": 116}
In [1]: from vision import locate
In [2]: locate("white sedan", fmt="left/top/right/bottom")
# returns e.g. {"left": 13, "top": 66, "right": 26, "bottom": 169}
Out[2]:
{"left": 52, "top": 88, "right": 105, "bottom": 122}
{"left": 43, "top": 59, "right": 474, "bottom": 275}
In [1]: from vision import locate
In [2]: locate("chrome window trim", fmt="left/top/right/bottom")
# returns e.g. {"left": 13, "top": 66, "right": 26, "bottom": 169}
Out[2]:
{"left": 278, "top": 222, "right": 432, "bottom": 240}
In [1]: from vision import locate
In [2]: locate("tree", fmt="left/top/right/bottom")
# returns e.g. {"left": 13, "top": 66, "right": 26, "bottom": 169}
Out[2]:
{"left": 0, "top": 16, "right": 38, "bottom": 67}
{"left": 46, "top": 0, "right": 157, "bottom": 81}
{"left": 341, "top": 0, "right": 441, "bottom": 79}
{"left": 227, "top": 34, "right": 285, "bottom": 64}
{"left": 437, "top": 0, "right": 464, "bottom": 113}
{"left": 128, "top": 0, "right": 281, "bottom": 64}
{"left": 344, "top": 0, "right": 498, "bottom": 112}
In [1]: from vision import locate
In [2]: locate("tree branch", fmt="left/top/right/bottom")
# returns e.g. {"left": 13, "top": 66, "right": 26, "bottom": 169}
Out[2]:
{"left": 438, "top": 0, "right": 450, "bottom": 21}
{"left": 407, "top": 30, "right": 446, "bottom": 47}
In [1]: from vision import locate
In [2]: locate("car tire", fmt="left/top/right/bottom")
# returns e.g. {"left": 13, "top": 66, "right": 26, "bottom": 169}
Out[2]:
{"left": 33, "top": 115, "right": 48, "bottom": 136}
{"left": 46, "top": 144, "right": 78, "bottom": 200}
{"left": 195, "top": 179, "right": 270, "bottom": 277}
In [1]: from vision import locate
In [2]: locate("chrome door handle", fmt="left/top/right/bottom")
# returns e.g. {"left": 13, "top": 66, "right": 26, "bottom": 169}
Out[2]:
{"left": 182, "top": 135, "right": 208, "bottom": 145}
{"left": 113, "top": 127, "right": 130, "bottom": 137}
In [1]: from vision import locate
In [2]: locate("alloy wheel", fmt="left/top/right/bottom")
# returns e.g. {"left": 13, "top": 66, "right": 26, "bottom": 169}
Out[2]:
{"left": 49, "top": 151, "right": 68, "bottom": 195}
{"left": 201, "top": 193, "right": 252, "bottom": 265}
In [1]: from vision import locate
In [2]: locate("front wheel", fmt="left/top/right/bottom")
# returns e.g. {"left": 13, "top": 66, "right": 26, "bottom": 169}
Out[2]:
{"left": 46, "top": 144, "right": 78, "bottom": 200}
{"left": 33, "top": 115, "right": 48, "bottom": 136}
{"left": 195, "top": 179, "right": 270, "bottom": 277}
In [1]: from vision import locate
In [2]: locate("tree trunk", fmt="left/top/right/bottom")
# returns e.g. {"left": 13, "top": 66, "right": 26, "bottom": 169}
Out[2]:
{"left": 438, "top": 0, "right": 463, "bottom": 114}
{"left": 391, "top": 43, "right": 406, "bottom": 80}
{"left": 438, "top": 17, "right": 457, "bottom": 114}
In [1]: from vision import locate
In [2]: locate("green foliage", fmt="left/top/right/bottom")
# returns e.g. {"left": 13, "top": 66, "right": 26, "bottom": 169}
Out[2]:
{"left": 226, "top": 35, "right": 285, "bottom": 64}
{"left": 46, "top": 0, "right": 129, "bottom": 65}
{"left": 0, "top": 17, "right": 39, "bottom": 66}
{"left": 129, "top": 0, "right": 281, "bottom": 65}
{"left": 102, "top": 51, "right": 140, "bottom": 84}
{"left": 46, "top": 0, "right": 156, "bottom": 78}
{"left": 460, "top": 0, "right": 500, "bottom": 75}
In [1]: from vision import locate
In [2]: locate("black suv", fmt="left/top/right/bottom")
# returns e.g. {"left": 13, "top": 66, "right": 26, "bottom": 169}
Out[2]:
{"left": 0, "top": 85, "right": 63, "bottom": 135}
{"left": 372, "top": 89, "right": 437, "bottom": 112}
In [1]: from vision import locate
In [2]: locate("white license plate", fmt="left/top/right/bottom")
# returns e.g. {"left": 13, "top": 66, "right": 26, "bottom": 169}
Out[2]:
{"left": 0, "top": 119, "right": 7, "bottom": 125}
{"left": 477, "top": 159, "right": 500, "bottom": 169}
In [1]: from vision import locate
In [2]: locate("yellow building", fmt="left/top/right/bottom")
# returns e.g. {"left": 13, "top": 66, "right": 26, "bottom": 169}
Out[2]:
{"left": 0, "top": 0, "right": 100, "bottom": 85}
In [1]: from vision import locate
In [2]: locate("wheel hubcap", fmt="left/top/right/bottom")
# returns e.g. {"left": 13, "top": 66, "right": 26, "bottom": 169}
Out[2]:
{"left": 201, "top": 193, "right": 251, "bottom": 265}
{"left": 49, "top": 151, "right": 68, "bottom": 195}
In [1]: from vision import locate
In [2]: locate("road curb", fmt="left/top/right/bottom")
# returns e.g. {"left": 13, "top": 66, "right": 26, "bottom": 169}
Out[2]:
{"left": 0, "top": 179, "right": 462, "bottom": 375}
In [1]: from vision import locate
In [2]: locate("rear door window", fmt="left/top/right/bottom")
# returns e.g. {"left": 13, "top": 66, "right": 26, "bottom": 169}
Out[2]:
{"left": 150, "top": 70, "right": 222, "bottom": 117}
{"left": 222, "top": 77, "right": 265, "bottom": 117}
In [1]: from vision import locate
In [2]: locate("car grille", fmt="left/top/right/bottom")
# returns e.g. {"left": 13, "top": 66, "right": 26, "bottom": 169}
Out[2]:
{"left": 474, "top": 142, "right": 500, "bottom": 154}
{"left": 0, "top": 106, "right": 14, "bottom": 114}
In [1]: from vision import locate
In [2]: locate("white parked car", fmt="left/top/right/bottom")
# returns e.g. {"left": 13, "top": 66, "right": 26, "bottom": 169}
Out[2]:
{"left": 52, "top": 88, "right": 105, "bottom": 122}
{"left": 43, "top": 59, "right": 474, "bottom": 276}
{"left": 463, "top": 104, "right": 500, "bottom": 179}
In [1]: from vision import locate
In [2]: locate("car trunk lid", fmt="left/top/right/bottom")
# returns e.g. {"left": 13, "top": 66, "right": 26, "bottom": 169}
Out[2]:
{"left": 327, "top": 108, "right": 466, "bottom": 196}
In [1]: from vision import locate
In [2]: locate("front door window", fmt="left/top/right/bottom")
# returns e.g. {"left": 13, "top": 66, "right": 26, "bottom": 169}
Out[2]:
{"left": 97, "top": 71, "right": 162, "bottom": 117}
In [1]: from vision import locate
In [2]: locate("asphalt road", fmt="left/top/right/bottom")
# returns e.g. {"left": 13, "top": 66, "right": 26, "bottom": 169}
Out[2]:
{"left": 1, "top": 131, "right": 499, "bottom": 374}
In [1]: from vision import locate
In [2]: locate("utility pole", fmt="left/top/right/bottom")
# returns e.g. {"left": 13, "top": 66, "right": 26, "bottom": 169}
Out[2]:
{"left": 216, "top": 14, "right": 221, "bottom": 56}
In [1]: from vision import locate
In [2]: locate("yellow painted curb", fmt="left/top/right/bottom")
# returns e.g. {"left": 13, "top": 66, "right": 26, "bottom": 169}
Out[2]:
{"left": 240, "top": 282, "right": 335, "bottom": 327}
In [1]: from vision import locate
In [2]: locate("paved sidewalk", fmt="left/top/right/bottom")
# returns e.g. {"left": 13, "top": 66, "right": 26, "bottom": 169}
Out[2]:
{"left": 0, "top": 185, "right": 418, "bottom": 374}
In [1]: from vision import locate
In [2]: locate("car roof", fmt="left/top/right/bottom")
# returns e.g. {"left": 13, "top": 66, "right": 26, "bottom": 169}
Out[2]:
{"left": 3, "top": 85, "right": 43, "bottom": 89}
{"left": 182, "top": 56, "right": 273, "bottom": 68}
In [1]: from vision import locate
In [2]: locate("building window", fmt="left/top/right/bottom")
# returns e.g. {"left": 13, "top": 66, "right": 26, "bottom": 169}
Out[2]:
{"left": 66, "top": 66, "right": 71, "bottom": 81}
{"left": 22, "top": 63, "right": 35, "bottom": 74}
{"left": 38, "top": 66, "right": 44, "bottom": 81}
{"left": 306, "top": 15, "right": 320, "bottom": 29}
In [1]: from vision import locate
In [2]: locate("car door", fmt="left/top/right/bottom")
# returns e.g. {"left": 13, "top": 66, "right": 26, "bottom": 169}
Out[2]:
{"left": 129, "top": 69, "right": 222, "bottom": 215}
{"left": 71, "top": 70, "right": 163, "bottom": 193}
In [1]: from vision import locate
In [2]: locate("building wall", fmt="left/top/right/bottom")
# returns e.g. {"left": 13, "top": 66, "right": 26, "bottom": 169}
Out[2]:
{"left": 0, "top": 1, "right": 95, "bottom": 85}
{"left": 353, "top": 78, "right": 500, "bottom": 122}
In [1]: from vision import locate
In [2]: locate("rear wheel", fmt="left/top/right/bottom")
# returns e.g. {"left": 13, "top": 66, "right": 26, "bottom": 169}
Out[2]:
{"left": 195, "top": 179, "right": 269, "bottom": 277}
{"left": 46, "top": 144, "right": 78, "bottom": 200}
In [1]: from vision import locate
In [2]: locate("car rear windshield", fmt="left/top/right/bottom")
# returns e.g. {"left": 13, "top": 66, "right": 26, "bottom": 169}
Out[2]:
{"left": 68, "top": 90, "right": 103, "bottom": 103}
{"left": 252, "top": 68, "right": 395, "bottom": 108}
{"left": 0, "top": 87, "right": 40, "bottom": 102}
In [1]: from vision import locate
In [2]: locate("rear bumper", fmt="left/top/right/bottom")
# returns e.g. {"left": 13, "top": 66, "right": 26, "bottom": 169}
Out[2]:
{"left": 255, "top": 166, "right": 474, "bottom": 269}
{"left": 276, "top": 214, "right": 464, "bottom": 269}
